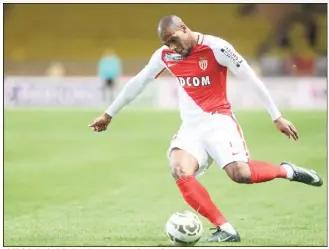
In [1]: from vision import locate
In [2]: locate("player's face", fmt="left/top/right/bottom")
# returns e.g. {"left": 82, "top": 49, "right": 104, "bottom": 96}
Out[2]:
{"left": 162, "top": 30, "right": 193, "bottom": 57}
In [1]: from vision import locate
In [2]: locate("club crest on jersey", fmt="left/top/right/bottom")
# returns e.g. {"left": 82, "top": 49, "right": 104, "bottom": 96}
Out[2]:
{"left": 163, "top": 53, "right": 183, "bottom": 62}
{"left": 198, "top": 57, "right": 208, "bottom": 70}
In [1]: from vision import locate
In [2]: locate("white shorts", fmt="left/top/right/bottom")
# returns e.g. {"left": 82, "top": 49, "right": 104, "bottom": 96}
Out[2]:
{"left": 167, "top": 113, "right": 249, "bottom": 177}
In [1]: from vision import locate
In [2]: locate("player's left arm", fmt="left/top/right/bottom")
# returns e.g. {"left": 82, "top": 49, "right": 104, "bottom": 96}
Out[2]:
{"left": 212, "top": 39, "right": 298, "bottom": 140}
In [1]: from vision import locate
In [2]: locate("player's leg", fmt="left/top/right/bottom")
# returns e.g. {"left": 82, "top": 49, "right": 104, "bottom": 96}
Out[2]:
{"left": 219, "top": 115, "right": 323, "bottom": 186}
{"left": 203, "top": 113, "right": 323, "bottom": 242}
{"left": 170, "top": 148, "right": 228, "bottom": 226}
{"left": 168, "top": 134, "right": 239, "bottom": 242}
{"left": 106, "top": 79, "right": 114, "bottom": 103}
{"left": 102, "top": 79, "right": 108, "bottom": 102}
{"left": 107, "top": 79, "right": 115, "bottom": 103}
{"left": 224, "top": 160, "right": 322, "bottom": 186}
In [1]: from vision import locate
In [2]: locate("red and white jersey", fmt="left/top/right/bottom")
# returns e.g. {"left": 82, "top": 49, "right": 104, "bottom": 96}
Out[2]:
{"left": 153, "top": 33, "right": 242, "bottom": 122}
{"left": 106, "top": 33, "right": 281, "bottom": 123}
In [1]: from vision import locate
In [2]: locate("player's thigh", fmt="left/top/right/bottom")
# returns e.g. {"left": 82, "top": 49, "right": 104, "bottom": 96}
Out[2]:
{"left": 204, "top": 114, "right": 249, "bottom": 169}
{"left": 167, "top": 132, "right": 211, "bottom": 179}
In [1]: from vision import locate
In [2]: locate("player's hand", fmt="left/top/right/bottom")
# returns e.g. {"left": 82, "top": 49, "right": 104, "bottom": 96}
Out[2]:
{"left": 89, "top": 113, "right": 112, "bottom": 132}
{"left": 274, "top": 117, "right": 298, "bottom": 141}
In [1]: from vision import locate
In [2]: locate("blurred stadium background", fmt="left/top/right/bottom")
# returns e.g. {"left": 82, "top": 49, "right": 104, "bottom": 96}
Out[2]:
{"left": 3, "top": 3, "right": 328, "bottom": 76}
{"left": 4, "top": 3, "right": 328, "bottom": 246}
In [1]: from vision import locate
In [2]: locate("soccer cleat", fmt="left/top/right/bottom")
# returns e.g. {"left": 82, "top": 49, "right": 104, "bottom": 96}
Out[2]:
{"left": 203, "top": 227, "right": 241, "bottom": 242}
{"left": 281, "top": 161, "right": 323, "bottom": 187}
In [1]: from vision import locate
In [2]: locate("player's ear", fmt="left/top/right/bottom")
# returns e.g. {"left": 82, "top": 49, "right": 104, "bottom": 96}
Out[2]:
{"left": 181, "top": 24, "right": 187, "bottom": 32}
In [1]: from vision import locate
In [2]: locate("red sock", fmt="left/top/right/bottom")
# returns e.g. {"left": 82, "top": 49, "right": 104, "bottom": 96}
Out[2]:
{"left": 176, "top": 176, "right": 227, "bottom": 227}
{"left": 248, "top": 160, "right": 287, "bottom": 183}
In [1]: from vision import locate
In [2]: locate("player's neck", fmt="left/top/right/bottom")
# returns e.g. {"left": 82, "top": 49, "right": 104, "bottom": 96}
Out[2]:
{"left": 191, "top": 32, "right": 199, "bottom": 47}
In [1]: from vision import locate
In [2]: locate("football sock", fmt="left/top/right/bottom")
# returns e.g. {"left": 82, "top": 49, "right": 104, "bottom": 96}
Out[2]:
{"left": 220, "top": 222, "right": 237, "bottom": 234}
{"left": 176, "top": 176, "right": 227, "bottom": 227}
{"left": 248, "top": 160, "right": 292, "bottom": 183}
{"left": 281, "top": 163, "right": 294, "bottom": 179}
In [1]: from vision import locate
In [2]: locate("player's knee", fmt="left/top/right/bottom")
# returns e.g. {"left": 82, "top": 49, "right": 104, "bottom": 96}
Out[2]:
{"left": 170, "top": 163, "right": 196, "bottom": 180}
{"left": 224, "top": 161, "right": 251, "bottom": 184}
{"left": 169, "top": 148, "right": 199, "bottom": 180}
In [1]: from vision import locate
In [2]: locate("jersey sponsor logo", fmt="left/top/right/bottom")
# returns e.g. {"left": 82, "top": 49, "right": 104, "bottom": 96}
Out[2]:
{"left": 177, "top": 76, "right": 211, "bottom": 87}
{"left": 199, "top": 56, "right": 208, "bottom": 70}
{"left": 163, "top": 52, "right": 183, "bottom": 62}
{"left": 220, "top": 46, "right": 243, "bottom": 68}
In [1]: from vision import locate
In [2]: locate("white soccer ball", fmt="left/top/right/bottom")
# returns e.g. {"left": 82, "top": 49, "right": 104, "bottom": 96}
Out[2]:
{"left": 165, "top": 210, "right": 203, "bottom": 246}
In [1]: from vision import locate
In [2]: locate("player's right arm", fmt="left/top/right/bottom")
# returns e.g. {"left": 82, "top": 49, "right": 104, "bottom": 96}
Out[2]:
{"left": 89, "top": 48, "right": 166, "bottom": 132}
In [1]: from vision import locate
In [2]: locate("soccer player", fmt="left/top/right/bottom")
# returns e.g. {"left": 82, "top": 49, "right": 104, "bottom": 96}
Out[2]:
{"left": 89, "top": 16, "right": 323, "bottom": 242}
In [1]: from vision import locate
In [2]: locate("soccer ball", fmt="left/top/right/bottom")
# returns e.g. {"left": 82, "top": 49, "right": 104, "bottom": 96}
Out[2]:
{"left": 165, "top": 211, "right": 203, "bottom": 246}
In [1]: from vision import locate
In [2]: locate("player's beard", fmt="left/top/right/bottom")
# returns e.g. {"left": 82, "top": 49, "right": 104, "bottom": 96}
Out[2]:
{"left": 182, "top": 47, "right": 192, "bottom": 57}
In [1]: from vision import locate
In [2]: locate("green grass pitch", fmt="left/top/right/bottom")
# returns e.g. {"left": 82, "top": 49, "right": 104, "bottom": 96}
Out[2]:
{"left": 4, "top": 109, "right": 327, "bottom": 246}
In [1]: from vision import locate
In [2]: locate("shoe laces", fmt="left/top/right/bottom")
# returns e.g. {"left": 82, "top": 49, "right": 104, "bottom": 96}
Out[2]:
{"left": 210, "top": 227, "right": 221, "bottom": 234}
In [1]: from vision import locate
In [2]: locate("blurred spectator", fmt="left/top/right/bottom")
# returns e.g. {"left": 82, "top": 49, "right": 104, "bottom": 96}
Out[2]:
{"left": 98, "top": 48, "right": 122, "bottom": 104}
{"left": 300, "top": 3, "right": 327, "bottom": 14}
{"left": 45, "top": 61, "right": 65, "bottom": 77}
{"left": 239, "top": 4, "right": 320, "bottom": 58}
{"left": 239, "top": 3, "right": 324, "bottom": 76}
{"left": 284, "top": 23, "right": 316, "bottom": 76}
